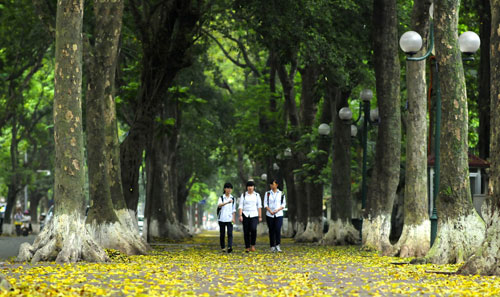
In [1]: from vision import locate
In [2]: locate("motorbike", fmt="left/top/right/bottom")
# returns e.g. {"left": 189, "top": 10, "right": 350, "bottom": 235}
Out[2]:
{"left": 20, "top": 216, "right": 31, "bottom": 236}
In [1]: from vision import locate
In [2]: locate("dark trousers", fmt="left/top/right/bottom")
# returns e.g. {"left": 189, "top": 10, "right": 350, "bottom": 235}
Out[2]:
{"left": 219, "top": 222, "right": 233, "bottom": 249}
{"left": 15, "top": 224, "right": 21, "bottom": 236}
{"left": 266, "top": 216, "right": 283, "bottom": 247}
{"left": 242, "top": 215, "right": 258, "bottom": 248}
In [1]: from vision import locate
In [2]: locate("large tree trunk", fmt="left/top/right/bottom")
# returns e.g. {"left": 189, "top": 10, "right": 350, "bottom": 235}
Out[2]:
{"left": 425, "top": 0, "right": 485, "bottom": 264}
{"left": 363, "top": 0, "right": 401, "bottom": 254}
{"left": 145, "top": 125, "right": 189, "bottom": 240}
{"left": 277, "top": 61, "right": 301, "bottom": 237}
{"left": 3, "top": 118, "right": 21, "bottom": 235}
{"left": 120, "top": 1, "right": 203, "bottom": 214}
{"left": 458, "top": 0, "right": 500, "bottom": 275}
{"left": 29, "top": 191, "right": 42, "bottom": 233}
{"left": 18, "top": 0, "right": 108, "bottom": 263}
{"left": 295, "top": 65, "right": 323, "bottom": 243}
{"left": 282, "top": 160, "right": 297, "bottom": 237}
{"left": 323, "top": 85, "right": 358, "bottom": 245}
{"left": 478, "top": 0, "right": 491, "bottom": 160}
{"left": 394, "top": 0, "right": 431, "bottom": 258}
{"left": 145, "top": 132, "right": 168, "bottom": 239}
{"left": 85, "top": 0, "right": 148, "bottom": 255}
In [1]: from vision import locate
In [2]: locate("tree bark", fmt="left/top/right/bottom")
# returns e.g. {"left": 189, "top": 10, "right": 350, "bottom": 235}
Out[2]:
{"left": 18, "top": 0, "right": 108, "bottom": 263}
{"left": 363, "top": 0, "right": 401, "bottom": 254}
{"left": 458, "top": 0, "right": 500, "bottom": 275}
{"left": 394, "top": 0, "right": 431, "bottom": 258}
{"left": 276, "top": 59, "right": 301, "bottom": 237}
{"left": 121, "top": 0, "right": 203, "bottom": 215}
{"left": 145, "top": 132, "right": 168, "bottom": 239}
{"left": 478, "top": 0, "right": 491, "bottom": 160}
{"left": 425, "top": 0, "right": 485, "bottom": 264}
{"left": 282, "top": 159, "right": 297, "bottom": 237}
{"left": 3, "top": 115, "right": 21, "bottom": 234}
{"left": 295, "top": 65, "right": 324, "bottom": 243}
{"left": 85, "top": 0, "right": 148, "bottom": 255}
{"left": 323, "top": 85, "right": 358, "bottom": 245}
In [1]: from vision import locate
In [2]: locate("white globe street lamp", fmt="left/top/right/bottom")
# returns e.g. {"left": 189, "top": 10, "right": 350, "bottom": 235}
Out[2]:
{"left": 459, "top": 31, "right": 480, "bottom": 55}
{"left": 318, "top": 123, "right": 330, "bottom": 136}
{"left": 339, "top": 107, "right": 353, "bottom": 122}
{"left": 261, "top": 173, "right": 267, "bottom": 181}
{"left": 360, "top": 89, "right": 374, "bottom": 102}
{"left": 351, "top": 125, "right": 358, "bottom": 137}
{"left": 370, "top": 108, "right": 380, "bottom": 123}
{"left": 399, "top": 31, "right": 423, "bottom": 55}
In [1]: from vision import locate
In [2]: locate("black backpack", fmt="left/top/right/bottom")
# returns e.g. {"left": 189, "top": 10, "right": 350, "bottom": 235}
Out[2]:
{"left": 217, "top": 195, "right": 235, "bottom": 219}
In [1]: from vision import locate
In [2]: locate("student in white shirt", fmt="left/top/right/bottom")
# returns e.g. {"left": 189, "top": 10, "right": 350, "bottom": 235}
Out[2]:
{"left": 238, "top": 180, "right": 262, "bottom": 252}
{"left": 218, "top": 183, "right": 236, "bottom": 253}
{"left": 264, "top": 179, "right": 286, "bottom": 252}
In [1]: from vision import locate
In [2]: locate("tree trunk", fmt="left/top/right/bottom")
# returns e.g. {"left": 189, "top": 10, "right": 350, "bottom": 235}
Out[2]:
{"left": 363, "top": 0, "right": 401, "bottom": 254}
{"left": 121, "top": 1, "right": 203, "bottom": 214}
{"left": 85, "top": 0, "right": 148, "bottom": 255}
{"left": 145, "top": 126, "right": 189, "bottom": 240}
{"left": 145, "top": 132, "right": 168, "bottom": 239}
{"left": 29, "top": 191, "right": 42, "bottom": 233}
{"left": 295, "top": 65, "right": 323, "bottom": 243}
{"left": 425, "top": 0, "right": 485, "bottom": 264}
{"left": 323, "top": 85, "right": 358, "bottom": 245}
{"left": 478, "top": 0, "right": 491, "bottom": 160}
{"left": 276, "top": 60, "right": 301, "bottom": 237}
{"left": 282, "top": 159, "right": 297, "bottom": 237}
{"left": 3, "top": 118, "right": 21, "bottom": 235}
{"left": 18, "top": 0, "right": 108, "bottom": 263}
{"left": 394, "top": 0, "right": 431, "bottom": 258}
{"left": 458, "top": 0, "right": 500, "bottom": 274}
{"left": 294, "top": 173, "right": 307, "bottom": 238}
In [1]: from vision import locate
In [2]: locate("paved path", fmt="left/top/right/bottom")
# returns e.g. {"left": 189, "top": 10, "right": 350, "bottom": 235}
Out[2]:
{"left": 0, "top": 235, "right": 36, "bottom": 260}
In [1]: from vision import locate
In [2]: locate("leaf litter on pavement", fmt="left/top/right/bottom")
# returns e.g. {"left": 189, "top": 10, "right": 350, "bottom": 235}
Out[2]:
{"left": 1, "top": 230, "right": 500, "bottom": 296}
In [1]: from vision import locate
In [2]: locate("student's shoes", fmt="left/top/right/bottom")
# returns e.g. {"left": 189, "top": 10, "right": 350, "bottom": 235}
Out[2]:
{"left": 270, "top": 246, "right": 276, "bottom": 252}
{"left": 245, "top": 248, "right": 250, "bottom": 253}
{"left": 276, "top": 245, "right": 282, "bottom": 252}
{"left": 227, "top": 247, "right": 233, "bottom": 254}
{"left": 221, "top": 248, "right": 226, "bottom": 253}
{"left": 250, "top": 246, "right": 256, "bottom": 252}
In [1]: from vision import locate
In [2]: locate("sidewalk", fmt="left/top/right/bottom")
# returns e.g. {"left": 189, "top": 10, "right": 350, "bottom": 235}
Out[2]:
{"left": 1, "top": 231, "right": 499, "bottom": 296}
{"left": 0, "top": 235, "right": 36, "bottom": 260}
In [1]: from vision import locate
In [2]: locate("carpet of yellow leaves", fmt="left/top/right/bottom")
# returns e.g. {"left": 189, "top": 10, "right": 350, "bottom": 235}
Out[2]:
{"left": 1, "top": 231, "right": 500, "bottom": 296}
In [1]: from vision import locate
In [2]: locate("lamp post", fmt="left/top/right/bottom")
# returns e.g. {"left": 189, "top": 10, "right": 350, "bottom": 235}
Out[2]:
{"left": 261, "top": 173, "right": 267, "bottom": 181}
{"left": 400, "top": 12, "right": 480, "bottom": 246}
{"left": 338, "top": 89, "right": 377, "bottom": 241}
{"left": 318, "top": 123, "right": 331, "bottom": 137}
{"left": 284, "top": 148, "right": 292, "bottom": 158}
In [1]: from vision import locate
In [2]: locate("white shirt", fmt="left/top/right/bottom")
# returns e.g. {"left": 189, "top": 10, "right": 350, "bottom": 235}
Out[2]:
{"left": 238, "top": 192, "right": 262, "bottom": 218}
{"left": 263, "top": 190, "right": 286, "bottom": 217}
{"left": 218, "top": 194, "right": 236, "bottom": 222}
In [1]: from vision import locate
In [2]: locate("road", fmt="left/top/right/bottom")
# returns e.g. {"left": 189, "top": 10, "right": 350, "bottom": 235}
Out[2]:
{"left": 0, "top": 235, "right": 36, "bottom": 260}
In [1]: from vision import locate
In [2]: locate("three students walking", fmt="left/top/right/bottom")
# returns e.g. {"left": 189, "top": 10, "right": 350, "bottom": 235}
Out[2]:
{"left": 218, "top": 179, "right": 286, "bottom": 253}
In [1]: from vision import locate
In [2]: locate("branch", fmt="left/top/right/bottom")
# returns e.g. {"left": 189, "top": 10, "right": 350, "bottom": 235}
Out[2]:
{"left": 202, "top": 29, "right": 248, "bottom": 69}
{"left": 224, "top": 34, "right": 260, "bottom": 77}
